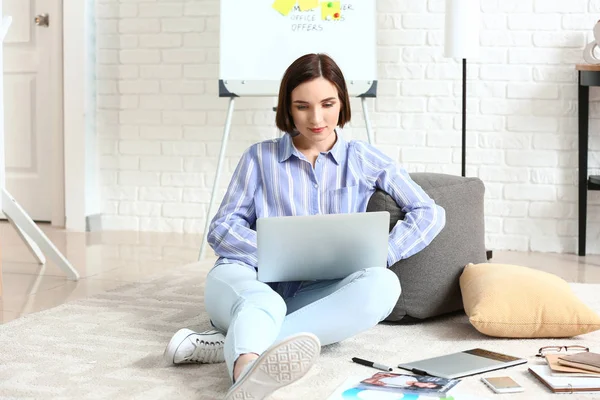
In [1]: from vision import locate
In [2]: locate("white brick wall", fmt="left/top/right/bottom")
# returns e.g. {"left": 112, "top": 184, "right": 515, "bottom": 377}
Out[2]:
{"left": 95, "top": 0, "right": 600, "bottom": 254}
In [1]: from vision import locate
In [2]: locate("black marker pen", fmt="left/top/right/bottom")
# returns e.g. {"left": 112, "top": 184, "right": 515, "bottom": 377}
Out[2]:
{"left": 352, "top": 357, "right": 393, "bottom": 372}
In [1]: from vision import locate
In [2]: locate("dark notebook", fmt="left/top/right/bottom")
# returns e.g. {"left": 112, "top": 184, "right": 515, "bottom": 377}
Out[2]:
{"left": 559, "top": 352, "right": 600, "bottom": 373}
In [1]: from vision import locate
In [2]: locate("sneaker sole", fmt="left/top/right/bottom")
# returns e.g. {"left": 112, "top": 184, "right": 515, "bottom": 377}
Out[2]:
{"left": 225, "top": 333, "right": 321, "bottom": 400}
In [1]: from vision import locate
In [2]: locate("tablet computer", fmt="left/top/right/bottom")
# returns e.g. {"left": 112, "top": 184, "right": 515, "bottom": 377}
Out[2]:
{"left": 397, "top": 348, "right": 527, "bottom": 379}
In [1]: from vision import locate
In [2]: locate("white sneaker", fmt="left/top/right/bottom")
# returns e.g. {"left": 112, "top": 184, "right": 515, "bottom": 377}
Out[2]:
{"left": 225, "top": 332, "right": 321, "bottom": 400}
{"left": 163, "top": 328, "right": 226, "bottom": 365}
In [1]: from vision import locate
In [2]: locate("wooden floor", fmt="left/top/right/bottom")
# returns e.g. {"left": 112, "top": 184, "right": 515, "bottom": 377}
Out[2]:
{"left": 1, "top": 221, "right": 599, "bottom": 324}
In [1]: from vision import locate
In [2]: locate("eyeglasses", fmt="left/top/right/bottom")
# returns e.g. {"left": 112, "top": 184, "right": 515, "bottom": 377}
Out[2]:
{"left": 536, "top": 345, "right": 590, "bottom": 358}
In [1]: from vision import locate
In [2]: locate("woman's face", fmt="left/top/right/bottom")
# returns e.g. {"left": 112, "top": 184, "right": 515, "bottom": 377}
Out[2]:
{"left": 289, "top": 77, "right": 341, "bottom": 146}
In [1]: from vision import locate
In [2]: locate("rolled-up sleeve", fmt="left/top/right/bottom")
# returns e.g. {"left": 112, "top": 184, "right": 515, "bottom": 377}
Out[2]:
{"left": 356, "top": 143, "right": 446, "bottom": 266}
{"left": 207, "top": 146, "right": 259, "bottom": 268}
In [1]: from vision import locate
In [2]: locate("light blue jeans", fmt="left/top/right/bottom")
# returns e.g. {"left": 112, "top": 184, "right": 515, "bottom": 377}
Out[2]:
{"left": 204, "top": 261, "right": 401, "bottom": 380}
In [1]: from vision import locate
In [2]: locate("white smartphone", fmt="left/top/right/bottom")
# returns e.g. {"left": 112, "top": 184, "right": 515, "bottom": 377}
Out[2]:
{"left": 481, "top": 376, "right": 524, "bottom": 394}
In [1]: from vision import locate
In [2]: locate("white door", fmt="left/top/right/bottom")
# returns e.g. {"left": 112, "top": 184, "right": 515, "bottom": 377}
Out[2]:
{"left": 3, "top": 0, "right": 61, "bottom": 222}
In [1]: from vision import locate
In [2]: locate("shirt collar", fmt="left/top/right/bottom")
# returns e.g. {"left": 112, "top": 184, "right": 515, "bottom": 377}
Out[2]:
{"left": 278, "top": 130, "right": 347, "bottom": 165}
{"left": 278, "top": 133, "right": 295, "bottom": 162}
{"left": 328, "top": 131, "right": 347, "bottom": 165}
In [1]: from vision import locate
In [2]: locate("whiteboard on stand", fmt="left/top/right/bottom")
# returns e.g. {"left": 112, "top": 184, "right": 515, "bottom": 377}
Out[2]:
{"left": 219, "top": 0, "right": 377, "bottom": 97}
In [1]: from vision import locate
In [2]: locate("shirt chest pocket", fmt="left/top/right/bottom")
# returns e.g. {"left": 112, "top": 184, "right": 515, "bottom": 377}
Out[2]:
{"left": 324, "top": 185, "right": 359, "bottom": 214}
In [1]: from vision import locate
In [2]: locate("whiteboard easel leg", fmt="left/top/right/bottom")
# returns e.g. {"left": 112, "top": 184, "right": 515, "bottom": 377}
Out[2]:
{"left": 361, "top": 97, "right": 374, "bottom": 145}
{"left": 7, "top": 214, "right": 46, "bottom": 265}
{"left": 198, "top": 97, "right": 236, "bottom": 261}
{"left": 2, "top": 189, "right": 79, "bottom": 280}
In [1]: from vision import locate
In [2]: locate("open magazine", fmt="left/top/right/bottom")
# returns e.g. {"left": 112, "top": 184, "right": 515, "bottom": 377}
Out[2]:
{"left": 327, "top": 372, "right": 461, "bottom": 399}
{"left": 358, "top": 372, "right": 460, "bottom": 397}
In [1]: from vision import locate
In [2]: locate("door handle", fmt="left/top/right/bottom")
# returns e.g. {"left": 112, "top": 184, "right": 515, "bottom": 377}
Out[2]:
{"left": 34, "top": 14, "right": 49, "bottom": 27}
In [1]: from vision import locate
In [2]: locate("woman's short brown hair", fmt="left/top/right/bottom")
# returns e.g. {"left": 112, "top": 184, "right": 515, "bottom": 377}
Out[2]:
{"left": 275, "top": 53, "right": 351, "bottom": 134}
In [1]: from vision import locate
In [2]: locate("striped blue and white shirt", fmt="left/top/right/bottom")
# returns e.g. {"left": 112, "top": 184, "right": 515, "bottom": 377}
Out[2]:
{"left": 208, "top": 132, "right": 445, "bottom": 274}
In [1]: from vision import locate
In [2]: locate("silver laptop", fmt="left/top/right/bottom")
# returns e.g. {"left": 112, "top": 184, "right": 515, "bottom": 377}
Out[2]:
{"left": 256, "top": 211, "right": 389, "bottom": 282}
{"left": 397, "top": 348, "right": 528, "bottom": 379}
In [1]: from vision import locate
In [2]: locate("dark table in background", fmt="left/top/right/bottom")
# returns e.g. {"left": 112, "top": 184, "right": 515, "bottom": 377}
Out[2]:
{"left": 577, "top": 64, "right": 600, "bottom": 256}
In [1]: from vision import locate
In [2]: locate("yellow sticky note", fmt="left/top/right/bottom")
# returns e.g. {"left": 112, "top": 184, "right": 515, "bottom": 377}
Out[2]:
{"left": 321, "top": 1, "right": 341, "bottom": 20}
{"left": 299, "top": 0, "right": 319, "bottom": 11}
{"left": 272, "top": 0, "right": 296, "bottom": 16}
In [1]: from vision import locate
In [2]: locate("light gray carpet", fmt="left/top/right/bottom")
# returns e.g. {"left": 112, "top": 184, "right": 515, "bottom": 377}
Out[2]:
{"left": 1, "top": 261, "right": 600, "bottom": 399}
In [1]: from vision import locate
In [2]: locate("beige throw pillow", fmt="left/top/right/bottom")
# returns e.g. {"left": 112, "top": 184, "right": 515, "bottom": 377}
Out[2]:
{"left": 460, "top": 263, "right": 600, "bottom": 338}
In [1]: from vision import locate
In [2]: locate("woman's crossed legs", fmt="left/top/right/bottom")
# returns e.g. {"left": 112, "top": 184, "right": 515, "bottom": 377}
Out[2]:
{"left": 201, "top": 261, "right": 401, "bottom": 398}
